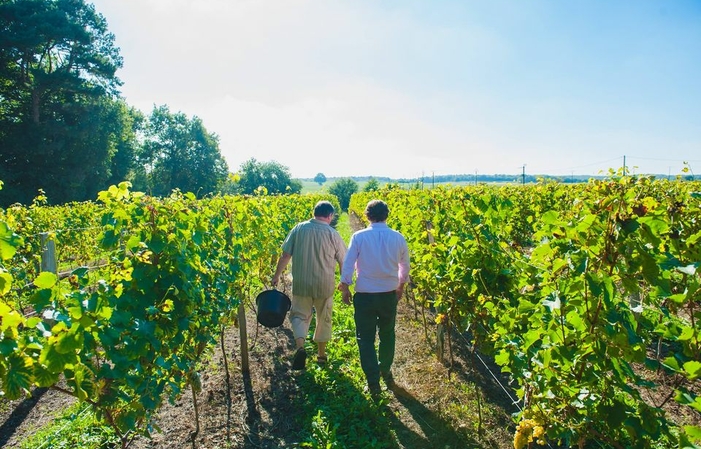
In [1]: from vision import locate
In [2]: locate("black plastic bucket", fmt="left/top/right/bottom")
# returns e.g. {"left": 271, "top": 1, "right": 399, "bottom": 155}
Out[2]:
{"left": 256, "top": 289, "right": 291, "bottom": 328}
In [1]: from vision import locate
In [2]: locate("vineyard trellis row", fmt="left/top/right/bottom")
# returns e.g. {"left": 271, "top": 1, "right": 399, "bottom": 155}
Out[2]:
{"left": 0, "top": 181, "right": 339, "bottom": 448}
{"left": 350, "top": 177, "right": 701, "bottom": 449}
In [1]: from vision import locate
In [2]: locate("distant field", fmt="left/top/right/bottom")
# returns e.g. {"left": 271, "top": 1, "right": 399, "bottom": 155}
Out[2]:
{"left": 298, "top": 179, "right": 479, "bottom": 194}
{"left": 299, "top": 179, "right": 373, "bottom": 194}
{"left": 299, "top": 180, "right": 329, "bottom": 194}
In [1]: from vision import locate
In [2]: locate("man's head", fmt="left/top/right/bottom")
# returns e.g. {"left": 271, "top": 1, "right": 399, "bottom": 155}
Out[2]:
{"left": 365, "top": 199, "right": 389, "bottom": 223}
{"left": 314, "top": 200, "right": 335, "bottom": 219}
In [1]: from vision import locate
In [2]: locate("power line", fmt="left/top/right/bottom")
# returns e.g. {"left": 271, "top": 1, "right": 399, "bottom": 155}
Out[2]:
{"left": 538, "top": 156, "right": 624, "bottom": 175}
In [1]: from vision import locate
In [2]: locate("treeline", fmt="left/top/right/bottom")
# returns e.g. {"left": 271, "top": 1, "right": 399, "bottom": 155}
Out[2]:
{"left": 304, "top": 174, "right": 587, "bottom": 186}
{"left": 0, "top": 0, "right": 234, "bottom": 207}
{"left": 413, "top": 172, "right": 697, "bottom": 184}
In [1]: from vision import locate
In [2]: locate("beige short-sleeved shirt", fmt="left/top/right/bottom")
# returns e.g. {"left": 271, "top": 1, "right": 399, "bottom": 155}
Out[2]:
{"left": 281, "top": 218, "right": 346, "bottom": 298}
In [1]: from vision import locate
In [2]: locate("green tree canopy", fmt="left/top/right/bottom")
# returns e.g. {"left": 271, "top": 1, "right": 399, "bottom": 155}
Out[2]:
{"left": 363, "top": 177, "right": 380, "bottom": 192}
{"left": 0, "top": 0, "right": 125, "bottom": 206}
{"left": 314, "top": 172, "right": 327, "bottom": 185}
{"left": 328, "top": 178, "right": 358, "bottom": 211}
{"left": 104, "top": 102, "right": 144, "bottom": 188}
{"left": 235, "top": 159, "right": 302, "bottom": 195}
{"left": 136, "top": 105, "right": 228, "bottom": 197}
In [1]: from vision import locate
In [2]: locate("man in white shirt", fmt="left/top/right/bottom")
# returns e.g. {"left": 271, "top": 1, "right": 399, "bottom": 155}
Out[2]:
{"left": 339, "top": 199, "right": 410, "bottom": 400}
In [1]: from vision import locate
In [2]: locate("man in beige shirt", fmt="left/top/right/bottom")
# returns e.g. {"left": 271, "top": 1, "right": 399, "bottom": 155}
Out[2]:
{"left": 272, "top": 200, "right": 346, "bottom": 370}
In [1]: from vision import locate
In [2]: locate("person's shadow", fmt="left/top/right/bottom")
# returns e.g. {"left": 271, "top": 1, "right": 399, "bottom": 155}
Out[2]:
{"left": 0, "top": 387, "right": 49, "bottom": 447}
{"left": 385, "top": 384, "right": 483, "bottom": 449}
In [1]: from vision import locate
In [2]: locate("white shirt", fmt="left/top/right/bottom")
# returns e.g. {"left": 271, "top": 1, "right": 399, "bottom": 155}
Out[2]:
{"left": 341, "top": 222, "right": 410, "bottom": 293}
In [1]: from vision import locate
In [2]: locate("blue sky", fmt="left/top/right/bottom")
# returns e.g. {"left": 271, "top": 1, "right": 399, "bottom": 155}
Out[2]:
{"left": 89, "top": 0, "right": 701, "bottom": 179}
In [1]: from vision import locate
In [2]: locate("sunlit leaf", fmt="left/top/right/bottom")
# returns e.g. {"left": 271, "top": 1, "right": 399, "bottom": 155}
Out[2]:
{"left": 683, "top": 361, "right": 701, "bottom": 380}
{"left": 0, "top": 272, "right": 12, "bottom": 295}
{"left": 0, "top": 222, "right": 22, "bottom": 260}
{"left": 33, "top": 272, "right": 58, "bottom": 289}
{"left": 4, "top": 354, "right": 32, "bottom": 399}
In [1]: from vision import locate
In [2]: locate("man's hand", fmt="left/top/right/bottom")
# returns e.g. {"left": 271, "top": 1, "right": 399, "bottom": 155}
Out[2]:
{"left": 271, "top": 272, "right": 281, "bottom": 288}
{"left": 338, "top": 282, "right": 352, "bottom": 305}
{"left": 396, "top": 283, "right": 405, "bottom": 302}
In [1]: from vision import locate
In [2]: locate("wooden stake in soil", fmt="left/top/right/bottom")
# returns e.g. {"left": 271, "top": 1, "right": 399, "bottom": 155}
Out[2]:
{"left": 220, "top": 324, "right": 232, "bottom": 442}
{"left": 238, "top": 302, "right": 250, "bottom": 373}
{"left": 189, "top": 380, "right": 201, "bottom": 449}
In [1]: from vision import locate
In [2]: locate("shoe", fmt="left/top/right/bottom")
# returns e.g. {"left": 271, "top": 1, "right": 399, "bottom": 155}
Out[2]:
{"left": 367, "top": 383, "right": 382, "bottom": 402}
{"left": 292, "top": 347, "right": 307, "bottom": 370}
{"left": 316, "top": 354, "right": 328, "bottom": 366}
{"left": 381, "top": 371, "right": 397, "bottom": 390}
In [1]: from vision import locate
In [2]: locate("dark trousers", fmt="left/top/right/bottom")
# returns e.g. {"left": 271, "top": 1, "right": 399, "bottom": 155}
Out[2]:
{"left": 353, "top": 291, "right": 398, "bottom": 386}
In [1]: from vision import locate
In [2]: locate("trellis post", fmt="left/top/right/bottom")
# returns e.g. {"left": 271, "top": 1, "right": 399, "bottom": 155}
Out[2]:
{"left": 40, "top": 232, "right": 57, "bottom": 274}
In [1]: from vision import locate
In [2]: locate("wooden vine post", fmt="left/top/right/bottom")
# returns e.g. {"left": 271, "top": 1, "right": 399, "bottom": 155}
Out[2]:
{"left": 238, "top": 302, "right": 249, "bottom": 373}
{"left": 40, "top": 232, "right": 57, "bottom": 274}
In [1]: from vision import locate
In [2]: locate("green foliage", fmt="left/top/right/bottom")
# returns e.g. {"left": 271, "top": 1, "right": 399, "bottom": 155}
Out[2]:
{"left": 4, "top": 176, "right": 701, "bottom": 448}
{"left": 0, "top": 0, "right": 125, "bottom": 207}
{"left": 334, "top": 212, "right": 353, "bottom": 242}
{"left": 314, "top": 173, "right": 327, "bottom": 185}
{"left": 350, "top": 177, "right": 701, "bottom": 449}
{"left": 303, "top": 410, "right": 340, "bottom": 449}
{"left": 0, "top": 1, "right": 228, "bottom": 206}
{"left": 234, "top": 158, "right": 302, "bottom": 195}
{"left": 362, "top": 177, "right": 380, "bottom": 192}
{"left": 18, "top": 403, "right": 118, "bottom": 449}
{"left": 104, "top": 102, "right": 144, "bottom": 188}
{"left": 328, "top": 178, "right": 358, "bottom": 211}
{"left": 138, "top": 105, "right": 228, "bottom": 197}
{"left": 0, "top": 182, "right": 336, "bottom": 445}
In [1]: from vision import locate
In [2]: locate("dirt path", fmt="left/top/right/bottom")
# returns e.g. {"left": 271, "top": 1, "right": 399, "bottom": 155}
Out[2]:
{"left": 125, "top": 292, "right": 515, "bottom": 449}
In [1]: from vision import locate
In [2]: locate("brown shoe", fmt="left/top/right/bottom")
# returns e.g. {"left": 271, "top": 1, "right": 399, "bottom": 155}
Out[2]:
{"left": 292, "top": 347, "right": 307, "bottom": 370}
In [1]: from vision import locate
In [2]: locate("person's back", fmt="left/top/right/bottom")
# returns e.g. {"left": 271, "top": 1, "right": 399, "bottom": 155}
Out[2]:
{"left": 286, "top": 218, "right": 345, "bottom": 298}
{"left": 345, "top": 223, "right": 408, "bottom": 294}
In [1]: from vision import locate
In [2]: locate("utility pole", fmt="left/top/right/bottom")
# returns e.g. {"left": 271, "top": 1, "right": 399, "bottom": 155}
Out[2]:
{"left": 623, "top": 155, "right": 626, "bottom": 176}
{"left": 521, "top": 164, "right": 526, "bottom": 185}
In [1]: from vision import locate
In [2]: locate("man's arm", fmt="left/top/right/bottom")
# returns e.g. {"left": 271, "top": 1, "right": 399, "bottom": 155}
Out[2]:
{"left": 271, "top": 252, "right": 292, "bottom": 288}
{"left": 397, "top": 238, "right": 410, "bottom": 301}
{"left": 338, "top": 235, "right": 357, "bottom": 304}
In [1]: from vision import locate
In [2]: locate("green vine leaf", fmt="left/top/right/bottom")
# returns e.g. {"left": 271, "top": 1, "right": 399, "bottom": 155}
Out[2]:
{"left": 33, "top": 272, "right": 58, "bottom": 289}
